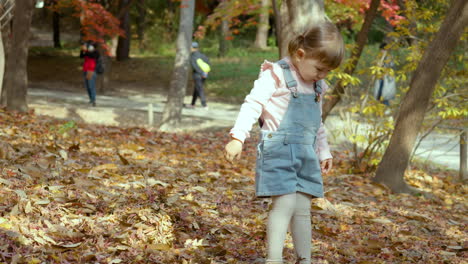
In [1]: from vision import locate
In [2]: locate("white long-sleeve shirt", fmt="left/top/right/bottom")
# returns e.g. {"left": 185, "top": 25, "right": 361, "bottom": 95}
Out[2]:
{"left": 229, "top": 58, "right": 333, "bottom": 161}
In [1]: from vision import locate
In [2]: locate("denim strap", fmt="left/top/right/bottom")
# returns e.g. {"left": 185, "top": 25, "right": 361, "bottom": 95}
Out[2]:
{"left": 278, "top": 60, "right": 298, "bottom": 97}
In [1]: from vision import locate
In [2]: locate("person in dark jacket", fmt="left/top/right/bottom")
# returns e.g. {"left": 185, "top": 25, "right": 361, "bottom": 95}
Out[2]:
{"left": 186, "top": 42, "right": 210, "bottom": 109}
{"left": 80, "top": 42, "right": 100, "bottom": 106}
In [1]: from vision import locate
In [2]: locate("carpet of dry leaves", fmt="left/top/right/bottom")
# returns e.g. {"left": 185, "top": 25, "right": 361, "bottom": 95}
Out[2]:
{"left": 0, "top": 109, "right": 466, "bottom": 264}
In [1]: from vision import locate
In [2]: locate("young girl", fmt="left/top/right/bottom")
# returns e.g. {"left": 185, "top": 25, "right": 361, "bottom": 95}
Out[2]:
{"left": 224, "top": 21, "right": 344, "bottom": 264}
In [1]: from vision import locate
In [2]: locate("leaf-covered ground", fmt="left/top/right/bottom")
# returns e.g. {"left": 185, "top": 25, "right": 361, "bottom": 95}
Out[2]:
{"left": 0, "top": 110, "right": 466, "bottom": 264}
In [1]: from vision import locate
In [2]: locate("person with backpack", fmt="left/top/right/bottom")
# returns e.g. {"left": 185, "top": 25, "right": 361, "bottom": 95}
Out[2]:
{"left": 80, "top": 42, "right": 101, "bottom": 107}
{"left": 185, "top": 41, "right": 211, "bottom": 109}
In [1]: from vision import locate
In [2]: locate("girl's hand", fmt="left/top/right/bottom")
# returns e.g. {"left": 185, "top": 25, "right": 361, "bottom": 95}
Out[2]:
{"left": 320, "top": 159, "right": 333, "bottom": 174}
{"left": 224, "top": 139, "right": 243, "bottom": 163}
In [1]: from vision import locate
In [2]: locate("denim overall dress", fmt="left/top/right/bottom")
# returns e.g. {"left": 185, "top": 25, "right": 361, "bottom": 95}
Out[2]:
{"left": 255, "top": 60, "right": 323, "bottom": 198}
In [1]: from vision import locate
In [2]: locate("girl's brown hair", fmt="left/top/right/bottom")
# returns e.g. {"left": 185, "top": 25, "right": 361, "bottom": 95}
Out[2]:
{"left": 288, "top": 21, "right": 345, "bottom": 69}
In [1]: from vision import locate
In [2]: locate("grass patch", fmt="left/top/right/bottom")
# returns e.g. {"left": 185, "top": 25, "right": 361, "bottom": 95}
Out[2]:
{"left": 208, "top": 47, "right": 278, "bottom": 103}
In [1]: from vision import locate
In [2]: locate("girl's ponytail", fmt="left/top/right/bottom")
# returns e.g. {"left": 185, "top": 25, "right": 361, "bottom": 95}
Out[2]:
{"left": 288, "top": 34, "right": 305, "bottom": 58}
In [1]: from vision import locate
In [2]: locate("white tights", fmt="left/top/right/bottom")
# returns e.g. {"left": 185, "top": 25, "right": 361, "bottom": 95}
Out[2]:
{"left": 266, "top": 192, "right": 312, "bottom": 264}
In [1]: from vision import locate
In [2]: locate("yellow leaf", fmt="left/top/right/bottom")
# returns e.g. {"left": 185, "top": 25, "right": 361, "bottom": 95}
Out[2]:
{"left": 444, "top": 198, "right": 453, "bottom": 205}
{"left": 340, "top": 224, "right": 350, "bottom": 231}
{"left": 28, "top": 258, "right": 41, "bottom": 264}
{"left": 0, "top": 217, "right": 12, "bottom": 229}
{"left": 24, "top": 201, "right": 33, "bottom": 214}
{"left": 40, "top": 233, "right": 57, "bottom": 244}
{"left": 32, "top": 234, "right": 47, "bottom": 245}
{"left": 146, "top": 244, "right": 171, "bottom": 251}
{"left": 93, "top": 163, "right": 118, "bottom": 171}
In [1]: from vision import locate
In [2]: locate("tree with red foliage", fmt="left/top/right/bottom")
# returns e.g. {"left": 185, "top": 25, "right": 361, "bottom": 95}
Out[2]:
{"left": 332, "top": 0, "right": 404, "bottom": 27}
{"left": 51, "top": 0, "right": 123, "bottom": 54}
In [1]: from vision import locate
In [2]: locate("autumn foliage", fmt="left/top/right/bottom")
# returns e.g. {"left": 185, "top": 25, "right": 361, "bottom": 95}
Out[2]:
{"left": 197, "top": 0, "right": 404, "bottom": 41}
{"left": 332, "top": 0, "right": 404, "bottom": 26}
{"left": 50, "top": 0, "right": 123, "bottom": 52}
{"left": 0, "top": 110, "right": 466, "bottom": 263}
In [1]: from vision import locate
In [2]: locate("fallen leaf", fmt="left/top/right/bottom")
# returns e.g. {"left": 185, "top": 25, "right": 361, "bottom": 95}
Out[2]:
{"left": 440, "top": 251, "right": 457, "bottom": 256}
{"left": 57, "top": 242, "right": 82, "bottom": 248}
{"left": 370, "top": 217, "right": 393, "bottom": 224}
{"left": 146, "top": 244, "right": 171, "bottom": 251}
{"left": 147, "top": 178, "right": 169, "bottom": 187}
{"left": 34, "top": 199, "right": 50, "bottom": 205}
{"left": 14, "top": 190, "right": 27, "bottom": 199}
{"left": 93, "top": 163, "right": 118, "bottom": 171}
{"left": 0, "top": 177, "right": 12, "bottom": 186}
{"left": 59, "top": 149, "right": 68, "bottom": 160}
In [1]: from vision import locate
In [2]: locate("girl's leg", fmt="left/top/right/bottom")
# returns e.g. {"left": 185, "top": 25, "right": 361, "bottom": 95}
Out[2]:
{"left": 290, "top": 192, "right": 312, "bottom": 264}
{"left": 266, "top": 193, "right": 296, "bottom": 263}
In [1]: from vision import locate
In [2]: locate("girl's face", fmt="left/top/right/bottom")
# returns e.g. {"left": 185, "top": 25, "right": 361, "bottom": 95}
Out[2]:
{"left": 293, "top": 49, "right": 331, "bottom": 83}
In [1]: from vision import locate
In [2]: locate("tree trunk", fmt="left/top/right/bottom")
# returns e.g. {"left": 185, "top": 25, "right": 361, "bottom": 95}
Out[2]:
{"left": 136, "top": 0, "right": 146, "bottom": 50}
{"left": 52, "top": 9, "right": 61, "bottom": 48}
{"left": 4, "top": 0, "right": 34, "bottom": 112}
{"left": 116, "top": 0, "right": 131, "bottom": 61}
{"left": 110, "top": 37, "right": 118, "bottom": 57}
{"left": 277, "top": 0, "right": 325, "bottom": 58}
{"left": 218, "top": 19, "right": 229, "bottom": 57}
{"left": 0, "top": 30, "right": 5, "bottom": 103}
{"left": 97, "top": 46, "right": 112, "bottom": 94}
{"left": 159, "top": 0, "right": 195, "bottom": 130}
{"left": 271, "top": 0, "right": 282, "bottom": 58}
{"left": 0, "top": 24, "right": 11, "bottom": 106}
{"left": 321, "top": 0, "right": 380, "bottom": 121}
{"left": 254, "top": 0, "right": 269, "bottom": 49}
{"left": 373, "top": 0, "right": 468, "bottom": 193}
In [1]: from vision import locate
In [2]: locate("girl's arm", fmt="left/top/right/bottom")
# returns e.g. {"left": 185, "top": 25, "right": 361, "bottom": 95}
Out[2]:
{"left": 316, "top": 124, "right": 332, "bottom": 161}
{"left": 316, "top": 80, "right": 333, "bottom": 161}
{"left": 226, "top": 66, "right": 277, "bottom": 162}
{"left": 229, "top": 65, "right": 278, "bottom": 143}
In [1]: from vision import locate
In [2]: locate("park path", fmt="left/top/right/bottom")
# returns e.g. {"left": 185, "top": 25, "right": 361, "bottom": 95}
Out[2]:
{"left": 27, "top": 87, "right": 462, "bottom": 171}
